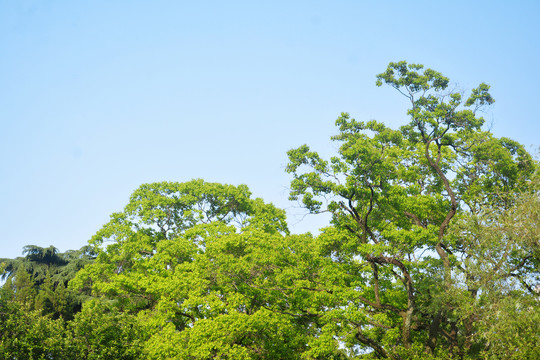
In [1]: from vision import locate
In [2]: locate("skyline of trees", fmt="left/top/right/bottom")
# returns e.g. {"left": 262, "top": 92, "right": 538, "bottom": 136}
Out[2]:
{"left": 1, "top": 62, "right": 539, "bottom": 359}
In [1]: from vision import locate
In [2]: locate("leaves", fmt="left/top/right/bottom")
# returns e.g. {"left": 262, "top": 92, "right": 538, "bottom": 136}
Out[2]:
{"left": 1, "top": 61, "right": 538, "bottom": 359}
{"left": 286, "top": 61, "right": 539, "bottom": 358}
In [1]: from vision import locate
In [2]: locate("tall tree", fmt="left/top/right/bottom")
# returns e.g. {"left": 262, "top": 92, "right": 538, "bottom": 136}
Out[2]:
{"left": 71, "top": 180, "right": 322, "bottom": 358}
{"left": 286, "top": 61, "right": 538, "bottom": 358}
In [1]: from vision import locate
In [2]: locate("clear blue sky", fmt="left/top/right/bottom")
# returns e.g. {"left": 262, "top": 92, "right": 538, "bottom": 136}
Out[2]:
{"left": 1, "top": 0, "right": 539, "bottom": 259}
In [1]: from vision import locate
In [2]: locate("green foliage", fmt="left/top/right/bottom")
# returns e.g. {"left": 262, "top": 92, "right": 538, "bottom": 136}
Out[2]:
{"left": 71, "top": 179, "right": 315, "bottom": 357}
{"left": 63, "top": 299, "right": 144, "bottom": 359}
{"left": 0, "top": 286, "right": 64, "bottom": 359}
{"left": 286, "top": 61, "right": 539, "bottom": 358}
{"left": 1, "top": 245, "right": 96, "bottom": 320}
{"left": 1, "top": 62, "right": 538, "bottom": 359}
{"left": 447, "top": 181, "right": 540, "bottom": 359}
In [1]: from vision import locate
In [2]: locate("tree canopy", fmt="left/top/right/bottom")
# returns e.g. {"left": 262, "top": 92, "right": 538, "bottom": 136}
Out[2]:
{"left": 1, "top": 244, "right": 96, "bottom": 320}
{"left": 286, "top": 61, "right": 539, "bottom": 358}
{"left": 1, "top": 62, "right": 538, "bottom": 359}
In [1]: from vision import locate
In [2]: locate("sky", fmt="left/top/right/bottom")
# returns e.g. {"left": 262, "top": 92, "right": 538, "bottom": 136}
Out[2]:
{"left": 1, "top": 0, "right": 539, "bottom": 259}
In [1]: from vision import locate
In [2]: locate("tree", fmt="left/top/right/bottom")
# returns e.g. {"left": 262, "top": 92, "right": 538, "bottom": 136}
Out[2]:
{"left": 447, "top": 177, "right": 540, "bottom": 359}
{"left": 1, "top": 245, "right": 97, "bottom": 319}
{"left": 71, "top": 179, "right": 322, "bottom": 358}
{"left": 286, "top": 61, "right": 538, "bottom": 358}
{"left": 2, "top": 61, "right": 536, "bottom": 359}
{"left": 0, "top": 285, "right": 64, "bottom": 359}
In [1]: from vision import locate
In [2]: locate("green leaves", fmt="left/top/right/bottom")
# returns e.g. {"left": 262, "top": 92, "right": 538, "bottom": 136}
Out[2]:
{"left": 1, "top": 61, "right": 537, "bottom": 359}
{"left": 465, "top": 83, "right": 495, "bottom": 108}
{"left": 70, "top": 180, "right": 318, "bottom": 357}
{"left": 64, "top": 299, "right": 144, "bottom": 360}
{"left": 1, "top": 245, "right": 96, "bottom": 320}
{"left": 286, "top": 61, "right": 538, "bottom": 358}
{"left": 375, "top": 61, "right": 449, "bottom": 93}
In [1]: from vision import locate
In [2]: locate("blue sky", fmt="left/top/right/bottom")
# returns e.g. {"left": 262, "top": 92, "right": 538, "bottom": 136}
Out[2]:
{"left": 1, "top": 0, "right": 539, "bottom": 259}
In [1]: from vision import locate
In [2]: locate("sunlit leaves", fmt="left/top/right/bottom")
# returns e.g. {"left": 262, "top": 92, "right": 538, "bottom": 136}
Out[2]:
{"left": 285, "top": 60, "right": 539, "bottom": 358}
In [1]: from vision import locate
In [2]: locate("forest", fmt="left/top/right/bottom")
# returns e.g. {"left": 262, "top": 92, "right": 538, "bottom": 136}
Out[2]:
{"left": 1, "top": 62, "right": 539, "bottom": 359}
